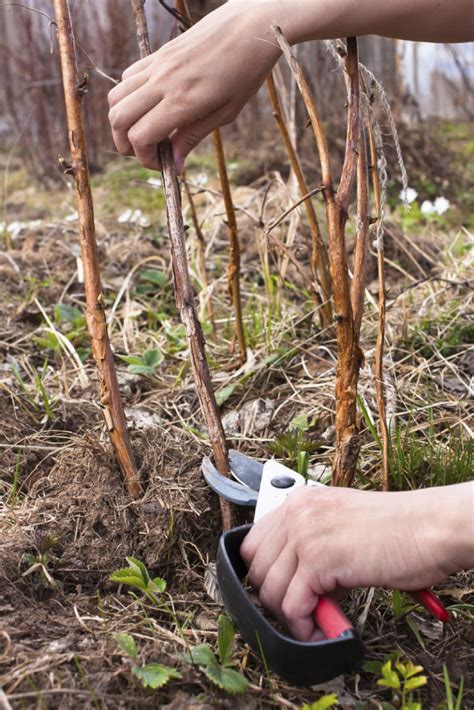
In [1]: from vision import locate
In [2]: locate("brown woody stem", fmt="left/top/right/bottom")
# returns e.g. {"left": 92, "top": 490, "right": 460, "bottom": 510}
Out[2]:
{"left": 266, "top": 72, "right": 332, "bottom": 326}
{"left": 275, "top": 26, "right": 363, "bottom": 486}
{"left": 367, "top": 116, "right": 390, "bottom": 491}
{"left": 212, "top": 129, "right": 247, "bottom": 364}
{"left": 130, "top": 0, "right": 232, "bottom": 529}
{"left": 53, "top": 0, "right": 141, "bottom": 497}
{"left": 183, "top": 174, "right": 216, "bottom": 331}
{"left": 351, "top": 123, "right": 370, "bottom": 343}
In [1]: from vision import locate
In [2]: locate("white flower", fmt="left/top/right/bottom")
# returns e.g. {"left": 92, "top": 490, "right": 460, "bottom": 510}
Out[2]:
{"left": 118, "top": 208, "right": 133, "bottom": 223}
{"left": 420, "top": 200, "right": 435, "bottom": 215}
{"left": 147, "top": 177, "right": 162, "bottom": 187}
{"left": 433, "top": 196, "right": 450, "bottom": 215}
{"left": 400, "top": 187, "right": 418, "bottom": 204}
{"left": 196, "top": 171, "right": 208, "bottom": 186}
{"left": 118, "top": 208, "right": 150, "bottom": 227}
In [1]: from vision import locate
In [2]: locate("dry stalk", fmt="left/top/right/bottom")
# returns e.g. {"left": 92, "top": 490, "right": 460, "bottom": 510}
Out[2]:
{"left": 129, "top": 0, "right": 232, "bottom": 528}
{"left": 171, "top": 4, "right": 214, "bottom": 329}
{"left": 275, "top": 25, "right": 363, "bottom": 486}
{"left": 266, "top": 73, "right": 332, "bottom": 326}
{"left": 212, "top": 129, "right": 247, "bottom": 364}
{"left": 351, "top": 122, "right": 370, "bottom": 341}
{"left": 182, "top": 176, "right": 216, "bottom": 331}
{"left": 367, "top": 113, "right": 390, "bottom": 491}
{"left": 52, "top": 0, "right": 141, "bottom": 498}
{"left": 173, "top": 0, "right": 246, "bottom": 363}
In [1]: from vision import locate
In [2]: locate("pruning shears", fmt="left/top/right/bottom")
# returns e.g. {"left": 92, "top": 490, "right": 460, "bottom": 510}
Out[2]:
{"left": 202, "top": 451, "right": 450, "bottom": 686}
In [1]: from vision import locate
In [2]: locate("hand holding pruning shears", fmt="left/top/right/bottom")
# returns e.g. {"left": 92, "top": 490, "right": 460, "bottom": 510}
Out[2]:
{"left": 203, "top": 453, "right": 472, "bottom": 684}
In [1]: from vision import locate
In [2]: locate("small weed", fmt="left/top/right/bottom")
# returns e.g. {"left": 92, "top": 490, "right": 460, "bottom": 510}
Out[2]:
{"left": 34, "top": 302, "right": 91, "bottom": 361}
{"left": 300, "top": 695, "right": 339, "bottom": 710}
{"left": 185, "top": 615, "right": 249, "bottom": 695}
{"left": 441, "top": 664, "right": 464, "bottom": 710}
{"left": 11, "top": 359, "right": 57, "bottom": 422}
{"left": 5, "top": 450, "right": 22, "bottom": 507}
{"left": 109, "top": 557, "right": 166, "bottom": 606}
{"left": 269, "top": 414, "right": 320, "bottom": 476}
{"left": 114, "top": 633, "right": 181, "bottom": 689}
{"left": 21, "top": 533, "right": 58, "bottom": 588}
{"left": 390, "top": 424, "right": 472, "bottom": 490}
{"left": 118, "top": 348, "right": 164, "bottom": 376}
{"left": 364, "top": 654, "right": 427, "bottom": 709}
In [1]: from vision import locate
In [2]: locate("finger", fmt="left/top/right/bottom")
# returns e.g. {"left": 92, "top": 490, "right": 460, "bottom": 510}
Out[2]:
{"left": 108, "top": 71, "right": 149, "bottom": 108}
{"left": 281, "top": 570, "right": 319, "bottom": 641}
{"left": 109, "top": 81, "right": 163, "bottom": 139}
{"left": 240, "top": 508, "right": 281, "bottom": 565}
{"left": 171, "top": 104, "right": 237, "bottom": 173}
{"left": 122, "top": 53, "right": 154, "bottom": 80}
{"left": 309, "top": 628, "right": 325, "bottom": 642}
{"left": 111, "top": 127, "right": 133, "bottom": 156}
{"left": 132, "top": 142, "right": 161, "bottom": 172}
{"left": 258, "top": 546, "right": 298, "bottom": 622}
{"left": 247, "top": 523, "right": 287, "bottom": 591}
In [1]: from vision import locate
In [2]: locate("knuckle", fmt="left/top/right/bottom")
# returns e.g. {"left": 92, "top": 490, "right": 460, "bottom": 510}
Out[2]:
{"left": 127, "top": 126, "right": 148, "bottom": 147}
{"left": 108, "top": 108, "right": 125, "bottom": 130}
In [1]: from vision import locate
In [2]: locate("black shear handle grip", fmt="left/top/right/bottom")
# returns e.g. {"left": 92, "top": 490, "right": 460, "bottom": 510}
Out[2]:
{"left": 217, "top": 524, "right": 363, "bottom": 686}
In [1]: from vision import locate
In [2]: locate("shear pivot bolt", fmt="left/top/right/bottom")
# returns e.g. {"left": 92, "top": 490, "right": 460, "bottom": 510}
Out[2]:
{"left": 271, "top": 475, "right": 295, "bottom": 489}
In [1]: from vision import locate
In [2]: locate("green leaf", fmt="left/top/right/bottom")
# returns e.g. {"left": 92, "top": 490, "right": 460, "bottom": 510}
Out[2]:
{"left": 204, "top": 665, "right": 249, "bottom": 695}
{"left": 151, "top": 576, "right": 166, "bottom": 593}
{"left": 118, "top": 354, "right": 144, "bottom": 366}
{"left": 217, "top": 615, "right": 235, "bottom": 667}
{"left": 402, "top": 703, "right": 421, "bottom": 710}
{"left": 403, "top": 663, "right": 425, "bottom": 679}
{"left": 140, "top": 268, "right": 167, "bottom": 287}
{"left": 54, "top": 303, "right": 83, "bottom": 323}
{"left": 114, "top": 633, "right": 137, "bottom": 662}
{"left": 404, "top": 675, "right": 427, "bottom": 692}
{"left": 378, "top": 660, "right": 400, "bottom": 689}
{"left": 184, "top": 644, "right": 217, "bottom": 667}
{"left": 215, "top": 383, "right": 237, "bottom": 406}
{"left": 34, "top": 332, "right": 61, "bottom": 352}
{"left": 109, "top": 572, "right": 146, "bottom": 590}
{"left": 301, "top": 694, "right": 339, "bottom": 710}
{"left": 132, "top": 663, "right": 181, "bottom": 689}
{"left": 128, "top": 364, "right": 156, "bottom": 375}
{"left": 143, "top": 348, "right": 164, "bottom": 368}
{"left": 362, "top": 659, "right": 383, "bottom": 674}
{"left": 290, "top": 413, "right": 310, "bottom": 432}
{"left": 126, "top": 557, "right": 150, "bottom": 585}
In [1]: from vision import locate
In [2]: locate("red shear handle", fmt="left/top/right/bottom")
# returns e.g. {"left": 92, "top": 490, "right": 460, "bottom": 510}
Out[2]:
{"left": 410, "top": 588, "right": 450, "bottom": 623}
{"left": 313, "top": 595, "right": 354, "bottom": 639}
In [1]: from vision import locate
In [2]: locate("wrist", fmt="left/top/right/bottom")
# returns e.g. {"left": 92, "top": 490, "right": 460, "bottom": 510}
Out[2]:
{"left": 226, "top": 0, "right": 355, "bottom": 46}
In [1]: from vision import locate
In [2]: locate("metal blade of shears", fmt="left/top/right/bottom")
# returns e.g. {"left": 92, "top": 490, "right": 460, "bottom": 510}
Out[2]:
{"left": 228, "top": 449, "right": 264, "bottom": 491}
{"left": 202, "top": 456, "right": 259, "bottom": 506}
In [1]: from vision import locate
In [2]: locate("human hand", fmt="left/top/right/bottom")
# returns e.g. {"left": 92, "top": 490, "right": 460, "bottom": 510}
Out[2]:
{"left": 108, "top": 2, "right": 280, "bottom": 172}
{"left": 240, "top": 484, "right": 470, "bottom": 641}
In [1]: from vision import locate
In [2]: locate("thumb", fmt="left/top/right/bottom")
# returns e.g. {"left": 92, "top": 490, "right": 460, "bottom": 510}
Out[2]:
{"left": 171, "top": 105, "right": 236, "bottom": 173}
